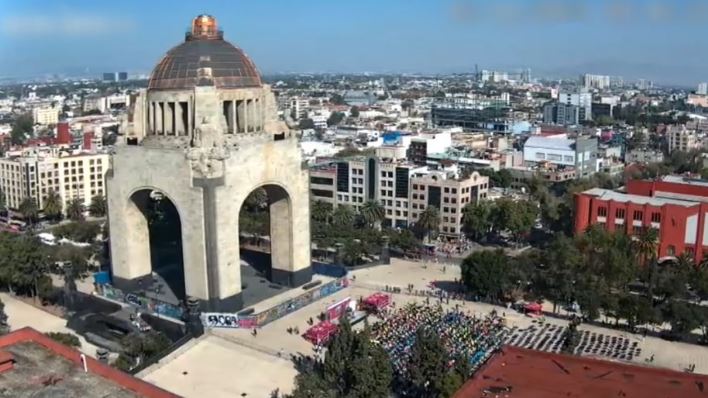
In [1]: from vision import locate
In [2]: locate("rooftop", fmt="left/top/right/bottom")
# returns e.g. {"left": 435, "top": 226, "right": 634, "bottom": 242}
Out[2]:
{"left": 582, "top": 187, "right": 699, "bottom": 208}
{"left": 454, "top": 346, "right": 708, "bottom": 398}
{"left": 524, "top": 135, "right": 575, "bottom": 151}
{"left": 0, "top": 328, "right": 176, "bottom": 398}
{"left": 661, "top": 175, "right": 708, "bottom": 188}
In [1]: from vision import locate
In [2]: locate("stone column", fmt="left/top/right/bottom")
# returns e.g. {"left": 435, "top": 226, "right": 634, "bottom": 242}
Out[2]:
{"left": 186, "top": 296, "right": 204, "bottom": 337}
{"left": 244, "top": 99, "right": 250, "bottom": 133}
{"left": 231, "top": 100, "right": 237, "bottom": 134}
{"left": 157, "top": 102, "right": 164, "bottom": 134}
{"left": 175, "top": 102, "right": 184, "bottom": 136}
{"left": 269, "top": 187, "right": 292, "bottom": 284}
{"left": 165, "top": 102, "right": 174, "bottom": 135}
{"left": 381, "top": 235, "right": 391, "bottom": 265}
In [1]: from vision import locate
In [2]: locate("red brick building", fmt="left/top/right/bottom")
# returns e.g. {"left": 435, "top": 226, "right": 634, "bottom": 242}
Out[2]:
{"left": 574, "top": 175, "right": 708, "bottom": 264}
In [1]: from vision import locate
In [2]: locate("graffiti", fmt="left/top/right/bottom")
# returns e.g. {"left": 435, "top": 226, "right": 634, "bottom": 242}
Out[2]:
{"left": 203, "top": 313, "right": 240, "bottom": 328}
{"left": 94, "top": 285, "right": 184, "bottom": 320}
{"left": 202, "top": 276, "right": 350, "bottom": 329}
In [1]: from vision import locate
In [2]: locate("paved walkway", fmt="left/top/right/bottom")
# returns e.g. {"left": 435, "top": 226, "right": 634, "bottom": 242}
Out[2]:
{"left": 1, "top": 293, "right": 100, "bottom": 357}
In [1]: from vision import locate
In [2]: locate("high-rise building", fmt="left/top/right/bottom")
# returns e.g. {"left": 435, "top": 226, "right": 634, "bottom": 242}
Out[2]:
{"left": 523, "top": 135, "right": 598, "bottom": 178}
{"left": 558, "top": 90, "right": 592, "bottom": 121}
{"left": 118, "top": 72, "right": 128, "bottom": 81}
{"left": 581, "top": 74, "right": 610, "bottom": 90}
{"left": 698, "top": 82, "right": 708, "bottom": 95}
{"left": 102, "top": 72, "right": 117, "bottom": 82}
{"left": 543, "top": 101, "right": 580, "bottom": 126}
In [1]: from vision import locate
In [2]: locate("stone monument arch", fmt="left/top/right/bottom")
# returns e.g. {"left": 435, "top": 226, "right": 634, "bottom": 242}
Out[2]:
{"left": 107, "top": 15, "right": 312, "bottom": 311}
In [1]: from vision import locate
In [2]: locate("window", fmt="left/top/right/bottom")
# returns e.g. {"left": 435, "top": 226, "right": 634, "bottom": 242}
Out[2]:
{"left": 451, "top": 188, "right": 457, "bottom": 194}
{"left": 651, "top": 212, "right": 661, "bottom": 223}
{"left": 632, "top": 226, "right": 642, "bottom": 235}
{"left": 685, "top": 246, "right": 695, "bottom": 256}
{"left": 443, "top": 217, "right": 449, "bottom": 223}
{"left": 598, "top": 207, "right": 607, "bottom": 217}
{"left": 667, "top": 245, "right": 676, "bottom": 256}
{"left": 615, "top": 208, "right": 625, "bottom": 219}
{"left": 633, "top": 211, "right": 643, "bottom": 221}
{"left": 444, "top": 187, "right": 449, "bottom": 193}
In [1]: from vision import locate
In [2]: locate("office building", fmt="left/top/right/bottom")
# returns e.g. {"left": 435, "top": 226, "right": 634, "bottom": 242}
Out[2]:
{"left": 118, "top": 72, "right": 129, "bottom": 81}
{"left": 0, "top": 149, "right": 109, "bottom": 214}
{"left": 406, "top": 130, "right": 453, "bottom": 165}
{"left": 309, "top": 157, "right": 488, "bottom": 236}
{"left": 523, "top": 135, "right": 598, "bottom": 178}
{"left": 32, "top": 105, "right": 59, "bottom": 125}
{"left": 431, "top": 96, "right": 512, "bottom": 133}
{"left": 575, "top": 175, "right": 708, "bottom": 264}
{"left": 581, "top": 74, "right": 610, "bottom": 90}
{"left": 102, "top": 72, "right": 117, "bottom": 82}
{"left": 626, "top": 149, "right": 664, "bottom": 164}
{"left": 698, "top": 82, "right": 708, "bottom": 95}
{"left": 543, "top": 102, "right": 580, "bottom": 126}
{"left": 667, "top": 125, "right": 698, "bottom": 153}
{"left": 558, "top": 90, "right": 592, "bottom": 121}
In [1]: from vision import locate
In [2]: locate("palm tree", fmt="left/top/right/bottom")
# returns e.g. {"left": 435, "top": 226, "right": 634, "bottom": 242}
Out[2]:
{"left": 66, "top": 198, "right": 85, "bottom": 222}
{"left": 18, "top": 197, "right": 39, "bottom": 225}
{"left": 43, "top": 190, "right": 62, "bottom": 222}
{"left": 359, "top": 200, "right": 385, "bottom": 229}
{"left": 332, "top": 205, "right": 355, "bottom": 227}
{"left": 89, "top": 195, "right": 107, "bottom": 218}
{"left": 311, "top": 200, "right": 333, "bottom": 224}
{"left": 417, "top": 206, "right": 441, "bottom": 243}
{"left": 633, "top": 227, "right": 659, "bottom": 267}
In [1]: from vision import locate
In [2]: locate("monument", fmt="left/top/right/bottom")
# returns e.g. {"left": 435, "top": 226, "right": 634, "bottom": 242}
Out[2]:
{"left": 107, "top": 15, "right": 312, "bottom": 311}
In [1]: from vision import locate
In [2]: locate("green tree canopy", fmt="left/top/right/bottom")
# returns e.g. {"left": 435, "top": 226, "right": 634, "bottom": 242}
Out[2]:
{"left": 88, "top": 195, "right": 107, "bottom": 217}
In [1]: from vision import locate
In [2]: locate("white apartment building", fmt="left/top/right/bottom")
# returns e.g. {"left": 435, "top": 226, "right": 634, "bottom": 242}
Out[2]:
{"left": 667, "top": 125, "right": 699, "bottom": 153}
{"left": 0, "top": 150, "right": 109, "bottom": 215}
{"left": 558, "top": 90, "right": 592, "bottom": 121}
{"left": 32, "top": 105, "right": 60, "bottom": 125}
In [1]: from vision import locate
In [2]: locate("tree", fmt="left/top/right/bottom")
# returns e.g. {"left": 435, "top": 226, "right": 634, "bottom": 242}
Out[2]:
{"left": 66, "top": 198, "right": 85, "bottom": 222}
{"left": 329, "top": 93, "right": 346, "bottom": 106}
{"left": 417, "top": 206, "right": 440, "bottom": 243}
{"left": 292, "top": 317, "right": 392, "bottom": 398}
{"left": 43, "top": 190, "right": 63, "bottom": 221}
{"left": 462, "top": 201, "right": 492, "bottom": 241}
{"left": 89, "top": 195, "right": 107, "bottom": 217}
{"left": 10, "top": 113, "right": 33, "bottom": 145}
{"left": 298, "top": 118, "right": 316, "bottom": 130}
{"left": 0, "top": 298, "right": 8, "bottom": 335}
{"left": 18, "top": 197, "right": 39, "bottom": 225}
{"left": 461, "top": 249, "right": 512, "bottom": 302}
{"left": 53, "top": 221, "right": 101, "bottom": 243}
{"left": 359, "top": 200, "right": 385, "bottom": 230}
{"left": 332, "top": 205, "right": 355, "bottom": 227}
{"left": 45, "top": 332, "right": 81, "bottom": 348}
{"left": 114, "top": 330, "right": 171, "bottom": 371}
{"left": 633, "top": 227, "right": 659, "bottom": 267}
{"left": 311, "top": 201, "right": 333, "bottom": 224}
{"left": 350, "top": 106, "right": 360, "bottom": 118}
{"left": 327, "top": 112, "right": 345, "bottom": 126}
{"left": 0, "top": 188, "right": 6, "bottom": 215}
{"left": 408, "top": 327, "right": 449, "bottom": 398}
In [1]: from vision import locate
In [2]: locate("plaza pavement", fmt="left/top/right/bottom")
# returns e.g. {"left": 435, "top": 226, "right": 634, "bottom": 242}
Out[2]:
{"left": 137, "top": 258, "right": 708, "bottom": 396}
{"left": 0, "top": 292, "right": 100, "bottom": 357}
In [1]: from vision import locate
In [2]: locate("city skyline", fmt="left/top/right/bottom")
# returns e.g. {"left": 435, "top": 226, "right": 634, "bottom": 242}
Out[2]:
{"left": 2, "top": 0, "right": 708, "bottom": 85}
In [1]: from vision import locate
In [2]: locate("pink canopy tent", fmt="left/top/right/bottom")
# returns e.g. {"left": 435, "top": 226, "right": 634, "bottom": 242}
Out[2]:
{"left": 524, "top": 302, "right": 543, "bottom": 315}
{"left": 363, "top": 292, "right": 391, "bottom": 311}
{"left": 303, "top": 321, "right": 338, "bottom": 345}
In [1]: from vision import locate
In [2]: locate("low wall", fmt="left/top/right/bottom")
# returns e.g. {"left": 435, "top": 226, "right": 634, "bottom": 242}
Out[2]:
{"left": 94, "top": 284, "right": 184, "bottom": 320}
{"left": 202, "top": 276, "right": 350, "bottom": 329}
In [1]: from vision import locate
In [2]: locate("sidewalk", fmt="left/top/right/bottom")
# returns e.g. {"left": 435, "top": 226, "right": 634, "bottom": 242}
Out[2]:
{"left": 0, "top": 292, "right": 100, "bottom": 357}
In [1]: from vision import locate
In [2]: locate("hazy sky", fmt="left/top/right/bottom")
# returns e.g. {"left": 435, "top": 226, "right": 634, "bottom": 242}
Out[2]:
{"left": 1, "top": 0, "right": 708, "bottom": 85}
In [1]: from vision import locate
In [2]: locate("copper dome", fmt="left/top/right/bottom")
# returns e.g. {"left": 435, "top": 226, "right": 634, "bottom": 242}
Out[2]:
{"left": 148, "top": 17, "right": 262, "bottom": 91}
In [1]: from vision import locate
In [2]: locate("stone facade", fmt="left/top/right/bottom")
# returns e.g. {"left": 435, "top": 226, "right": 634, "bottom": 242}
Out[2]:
{"left": 107, "top": 16, "right": 312, "bottom": 311}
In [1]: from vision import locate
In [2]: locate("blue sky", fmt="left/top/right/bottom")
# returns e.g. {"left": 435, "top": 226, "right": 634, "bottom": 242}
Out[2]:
{"left": 1, "top": 0, "right": 707, "bottom": 85}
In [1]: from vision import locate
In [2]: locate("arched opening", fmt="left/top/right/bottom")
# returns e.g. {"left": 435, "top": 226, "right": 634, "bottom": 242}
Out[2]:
{"left": 129, "top": 189, "right": 186, "bottom": 302}
{"left": 238, "top": 184, "right": 293, "bottom": 304}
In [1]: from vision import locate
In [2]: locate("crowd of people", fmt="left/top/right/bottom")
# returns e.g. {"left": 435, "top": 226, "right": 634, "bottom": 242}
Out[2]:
{"left": 371, "top": 303, "right": 508, "bottom": 378}
{"left": 435, "top": 237, "right": 474, "bottom": 258}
